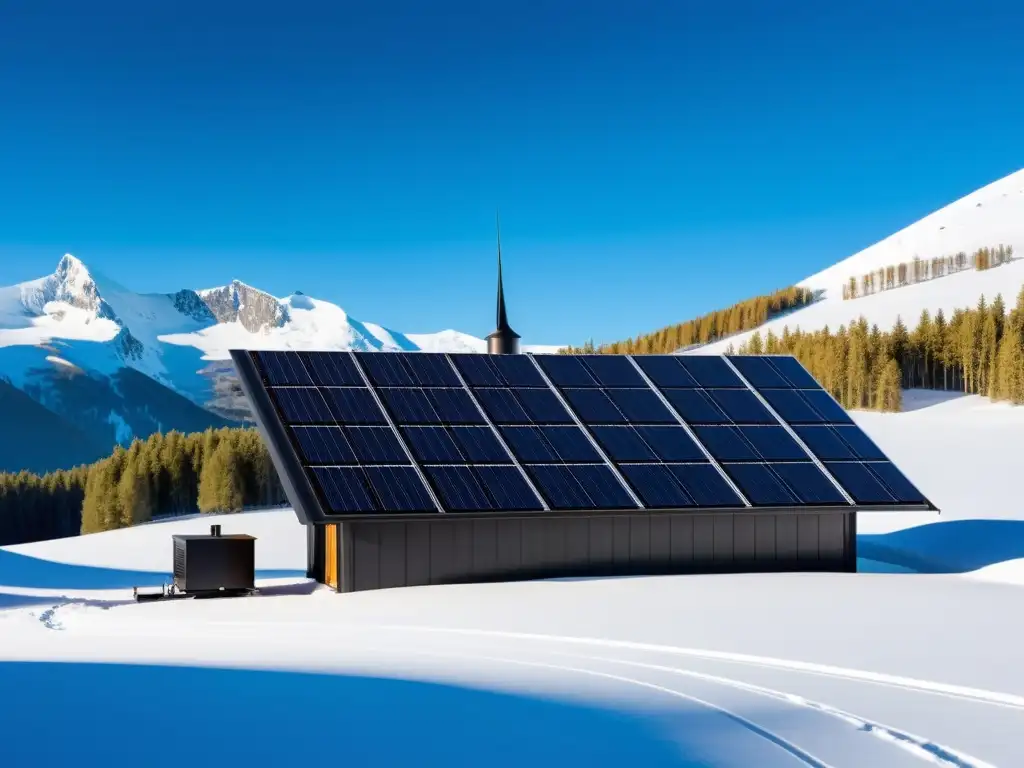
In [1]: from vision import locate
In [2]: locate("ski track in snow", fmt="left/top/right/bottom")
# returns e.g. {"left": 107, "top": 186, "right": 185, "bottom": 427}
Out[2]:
{"left": 367, "top": 624, "right": 1024, "bottom": 711}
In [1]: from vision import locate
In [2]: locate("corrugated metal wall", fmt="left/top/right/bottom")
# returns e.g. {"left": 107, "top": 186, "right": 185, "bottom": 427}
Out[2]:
{"left": 325, "top": 511, "right": 855, "bottom": 593}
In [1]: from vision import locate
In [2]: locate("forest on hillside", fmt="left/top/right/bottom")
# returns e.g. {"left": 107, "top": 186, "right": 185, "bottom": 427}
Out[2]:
{"left": 731, "top": 287, "right": 1024, "bottom": 412}
{"left": 841, "top": 244, "right": 1014, "bottom": 300}
{"left": 561, "top": 286, "right": 815, "bottom": 355}
{"left": 0, "top": 428, "right": 285, "bottom": 547}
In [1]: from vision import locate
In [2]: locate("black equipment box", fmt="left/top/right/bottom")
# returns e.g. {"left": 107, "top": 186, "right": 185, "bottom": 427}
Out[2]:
{"left": 172, "top": 524, "right": 256, "bottom": 596}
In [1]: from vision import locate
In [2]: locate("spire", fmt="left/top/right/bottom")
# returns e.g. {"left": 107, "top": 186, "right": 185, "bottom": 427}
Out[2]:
{"left": 495, "top": 210, "right": 510, "bottom": 331}
{"left": 487, "top": 210, "right": 521, "bottom": 354}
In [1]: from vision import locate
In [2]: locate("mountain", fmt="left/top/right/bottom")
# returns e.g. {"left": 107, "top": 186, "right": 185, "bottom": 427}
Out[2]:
{"left": 692, "top": 168, "right": 1024, "bottom": 354}
{"left": 0, "top": 255, "right": 557, "bottom": 473}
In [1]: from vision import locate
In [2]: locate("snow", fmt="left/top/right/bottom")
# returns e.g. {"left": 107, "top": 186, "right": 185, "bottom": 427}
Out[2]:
{"left": 2, "top": 397, "right": 1024, "bottom": 766}
{"left": 695, "top": 168, "right": 1024, "bottom": 354}
{"left": 0, "top": 254, "right": 563, "bottom": 412}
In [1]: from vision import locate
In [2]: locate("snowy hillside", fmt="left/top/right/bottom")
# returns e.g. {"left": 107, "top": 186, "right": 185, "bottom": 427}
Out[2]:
{"left": 2, "top": 396, "right": 1024, "bottom": 766}
{"left": 694, "top": 168, "right": 1024, "bottom": 355}
{"left": 0, "top": 254, "right": 559, "bottom": 472}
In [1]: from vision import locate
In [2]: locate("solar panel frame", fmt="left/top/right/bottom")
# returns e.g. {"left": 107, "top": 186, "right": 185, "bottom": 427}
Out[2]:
{"left": 237, "top": 349, "right": 936, "bottom": 522}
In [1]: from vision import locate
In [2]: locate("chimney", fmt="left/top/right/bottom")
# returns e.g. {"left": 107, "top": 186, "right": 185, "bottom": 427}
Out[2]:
{"left": 211, "top": 524, "right": 221, "bottom": 537}
{"left": 485, "top": 211, "right": 522, "bottom": 355}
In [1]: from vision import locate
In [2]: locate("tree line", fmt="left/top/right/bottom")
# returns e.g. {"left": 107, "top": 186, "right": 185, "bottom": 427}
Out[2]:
{"left": 0, "top": 427, "right": 286, "bottom": 546}
{"left": 561, "top": 286, "right": 815, "bottom": 355}
{"left": 841, "top": 244, "right": 1014, "bottom": 301}
{"left": 731, "top": 286, "right": 1024, "bottom": 411}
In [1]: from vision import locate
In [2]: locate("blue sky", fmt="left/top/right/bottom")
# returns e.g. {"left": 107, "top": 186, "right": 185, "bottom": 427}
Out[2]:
{"left": 0, "top": 1, "right": 1022, "bottom": 345}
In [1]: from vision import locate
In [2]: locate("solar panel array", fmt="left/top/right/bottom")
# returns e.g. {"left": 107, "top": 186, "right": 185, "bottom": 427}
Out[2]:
{"left": 249, "top": 351, "right": 932, "bottom": 519}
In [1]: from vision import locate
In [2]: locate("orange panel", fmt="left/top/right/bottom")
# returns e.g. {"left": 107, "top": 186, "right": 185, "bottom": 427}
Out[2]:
{"left": 324, "top": 524, "right": 338, "bottom": 589}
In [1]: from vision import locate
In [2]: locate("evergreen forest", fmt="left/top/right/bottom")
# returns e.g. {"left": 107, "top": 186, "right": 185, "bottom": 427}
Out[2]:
{"left": 0, "top": 427, "right": 285, "bottom": 546}
{"left": 560, "top": 286, "right": 816, "bottom": 355}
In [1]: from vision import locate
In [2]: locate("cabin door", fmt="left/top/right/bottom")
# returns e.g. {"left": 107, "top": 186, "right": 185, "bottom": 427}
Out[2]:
{"left": 324, "top": 524, "right": 339, "bottom": 590}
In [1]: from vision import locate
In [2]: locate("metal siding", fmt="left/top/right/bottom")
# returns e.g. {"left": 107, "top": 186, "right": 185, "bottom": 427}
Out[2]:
{"left": 775, "top": 514, "right": 799, "bottom": 562}
{"left": 320, "top": 509, "right": 856, "bottom": 592}
{"left": 378, "top": 523, "right": 407, "bottom": 589}
{"left": 496, "top": 519, "right": 523, "bottom": 575}
{"left": 353, "top": 524, "right": 381, "bottom": 591}
{"left": 845, "top": 512, "right": 858, "bottom": 570}
{"left": 629, "top": 516, "right": 652, "bottom": 563}
{"left": 755, "top": 515, "right": 776, "bottom": 561}
{"left": 818, "top": 513, "right": 845, "bottom": 563}
{"left": 798, "top": 515, "right": 819, "bottom": 561}
{"left": 338, "top": 523, "right": 354, "bottom": 592}
{"left": 693, "top": 515, "right": 715, "bottom": 564}
{"left": 406, "top": 522, "right": 431, "bottom": 586}
{"left": 612, "top": 516, "right": 631, "bottom": 565}
{"left": 307, "top": 524, "right": 324, "bottom": 581}
{"left": 521, "top": 518, "right": 546, "bottom": 572}
{"left": 542, "top": 517, "right": 568, "bottom": 571}
{"left": 472, "top": 519, "right": 499, "bottom": 577}
{"left": 429, "top": 521, "right": 456, "bottom": 584}
{"left": 453, "top": 520, "right": 475, "bottom": 580}
{"left": 733, "top": 514, "right": 756, "bottom": 565}
{"left": 670, "top": 515, "right": 694, "bottom": 562}
{"left": 650, "top": 515, "right": 671, "bottom": 565}
{"left": 713, "top": 514, "right": 733, "bottom": 563}
{"left": 589, "top": 517, "right": 614, "bottom": 563}
{"left": 565, "top": 517, "right": 591, "bottom": 569}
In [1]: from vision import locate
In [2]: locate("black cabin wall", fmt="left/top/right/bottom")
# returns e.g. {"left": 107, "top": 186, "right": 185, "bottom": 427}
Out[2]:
{"left": 322, "top": 511, "right": 856, "bottom": 593}
{"left": 306, "top": 523, "right": 325, "bottom": 582}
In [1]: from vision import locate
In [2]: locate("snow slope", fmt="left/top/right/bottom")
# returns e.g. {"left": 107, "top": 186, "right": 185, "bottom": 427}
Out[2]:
{"left": 695, "top": 168, "right": 1024, "bottom": 354}
{"left": 1, "top": 395, "right": 1023, "bottom": 766}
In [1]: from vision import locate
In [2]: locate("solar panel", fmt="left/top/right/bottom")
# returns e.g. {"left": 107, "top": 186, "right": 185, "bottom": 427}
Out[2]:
{"left": 449, "top": 426, "right": 511, "bottom": 462}
{"left": 304, "top": 352, "right": 364, "bottom": 386}
{"left": 535, "top": 354, "right": 600, "bottom": 387}
{"left": 590, "top": 426, "right": 659, "bottom": 462}
{"left": 632, "top": 355, "right": 699, "bottom": 387}
{"left": 423, "top": 465, "right": 495, "bottom": 511}
{"left": 677, "top": 356, "right": 746, "bottom": 388}
{"left": 312, "top": 467, "right": 378, "bottom": 513}
{"left": 237, "top": 350, "right": 933, "bottom": 520}
{"left": 474, "top": 465, "right": 547, "bottom": 511}
{"left": 579, "top": 355, "right": 648, "bottom": 387}
{"left": 667, "top": 464, "right": 745, "bottom": 507}
{"left": 491, "top": 355, "right": 547, "bottom": 387}
{"left": 257, "top": 351, "right": 314, "bottom": 385}
{"left": 401, "top": 426, "right": 465, "bottom": 463}
{"left": 620, "top": 464, "right": 695, "bottom": 508}
{"left": 340, "top": 427, "right": 409, "bottom": 463}
{"left": 291, "top": 426, "right": 356, "bottom": 464}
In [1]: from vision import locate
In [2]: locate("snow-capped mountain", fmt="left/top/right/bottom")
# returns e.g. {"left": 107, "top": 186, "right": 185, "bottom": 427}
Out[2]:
{"left": 692, "top": 168, "right": 1024, "bottom": 354}
{"left": 0, "top": 255, "right": 553, "bottom": 473}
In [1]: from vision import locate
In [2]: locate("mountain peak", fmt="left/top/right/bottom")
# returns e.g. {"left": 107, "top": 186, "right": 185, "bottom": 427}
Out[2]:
{"left": 55, "top": 253, "right": 89, "bottom": 279}
{"left": 27, "top": 253, "right": 109, "bottom": 317}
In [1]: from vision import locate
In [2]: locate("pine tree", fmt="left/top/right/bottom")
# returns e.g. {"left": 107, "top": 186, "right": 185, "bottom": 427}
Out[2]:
{"left": 875, "top": 359, "right": 902, "bottom": 412}
{"left": 198, "top": 440, "right": 244, "bottom": 514}
{"left": 118, "top": 448, "right": 152, "bottom": 527}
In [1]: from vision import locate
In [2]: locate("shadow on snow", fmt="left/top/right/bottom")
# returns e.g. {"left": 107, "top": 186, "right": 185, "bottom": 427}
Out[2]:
{"left": 0, "top": 549, "right": 303, "bottom": 590}
{"left": 0, "top": 661, "right": 749, "bottom": 768}
{"left": 859, "top": 519, "right": 1024, "bottom": 574}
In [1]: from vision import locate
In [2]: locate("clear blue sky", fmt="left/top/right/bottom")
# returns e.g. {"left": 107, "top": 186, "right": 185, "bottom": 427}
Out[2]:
{"left": 1, "top": 1, "right": 1022, "bottom": 345}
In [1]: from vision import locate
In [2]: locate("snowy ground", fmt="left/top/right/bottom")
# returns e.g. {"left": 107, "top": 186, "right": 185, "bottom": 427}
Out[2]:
{"left": 2, "top": 390, "right": 1022, "bottom": 767}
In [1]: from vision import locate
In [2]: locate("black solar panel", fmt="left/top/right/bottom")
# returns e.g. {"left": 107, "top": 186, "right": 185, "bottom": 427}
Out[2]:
{"left": 535, "top": 354, "right": 600, "bottom": 387}
{"left": 304, "top": 352, "right": 364, "bottom": 386}
{"left": 239, "top": 350, "right": 933, "bottom": 520}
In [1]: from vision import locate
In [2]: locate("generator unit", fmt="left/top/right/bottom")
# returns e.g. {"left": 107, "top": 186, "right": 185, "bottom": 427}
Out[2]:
{"left": 172, "top": 524, "right": 256, "bottom": 597}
